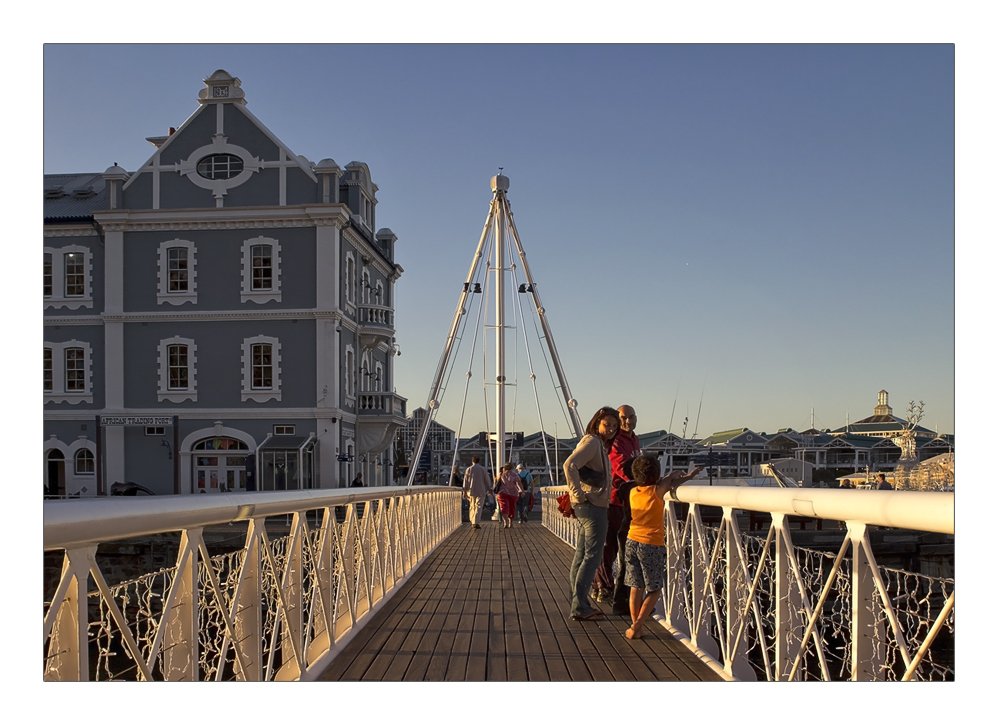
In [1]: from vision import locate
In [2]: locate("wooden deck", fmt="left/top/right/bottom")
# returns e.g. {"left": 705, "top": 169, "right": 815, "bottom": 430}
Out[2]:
{"left": 317, "top": 511, "right": 721, "bottom": 681}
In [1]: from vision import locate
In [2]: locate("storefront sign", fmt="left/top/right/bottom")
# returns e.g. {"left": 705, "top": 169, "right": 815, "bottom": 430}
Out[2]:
{"left": 99, "top": 416, "right": 174, "bottom": 427}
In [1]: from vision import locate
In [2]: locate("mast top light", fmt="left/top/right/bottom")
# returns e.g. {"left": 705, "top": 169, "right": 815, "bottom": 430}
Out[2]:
{"left": 491, "top": 174, "right": 509, "bottom": 193}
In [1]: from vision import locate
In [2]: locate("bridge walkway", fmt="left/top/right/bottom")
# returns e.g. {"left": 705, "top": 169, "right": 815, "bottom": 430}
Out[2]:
{"left": 318, "top": 510, "right": 721, "bottom": 681}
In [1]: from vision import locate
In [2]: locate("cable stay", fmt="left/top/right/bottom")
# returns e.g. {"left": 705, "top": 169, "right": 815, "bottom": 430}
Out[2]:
{"left": 405, "top": 173, "right": 583, "bottom": 487}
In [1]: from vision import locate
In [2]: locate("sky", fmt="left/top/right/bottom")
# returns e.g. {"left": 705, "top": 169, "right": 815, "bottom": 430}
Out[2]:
{"left": 41, "top": 42, "right": 956, "bottom": 439}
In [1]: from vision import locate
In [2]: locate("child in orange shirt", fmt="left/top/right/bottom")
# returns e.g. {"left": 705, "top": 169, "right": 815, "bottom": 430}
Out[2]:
{"left": 623, "top": 456, "right": 702, "bottom": 640}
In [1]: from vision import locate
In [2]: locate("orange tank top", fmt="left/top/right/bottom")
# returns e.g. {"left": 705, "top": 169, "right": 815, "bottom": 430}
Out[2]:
{"left": 628, "top": 485, "right": 665, "bottom": 546}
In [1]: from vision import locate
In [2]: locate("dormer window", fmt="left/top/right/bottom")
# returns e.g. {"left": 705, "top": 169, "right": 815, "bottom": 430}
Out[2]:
{"left": 197, "top": 154, "right": 244, "bottom": 180}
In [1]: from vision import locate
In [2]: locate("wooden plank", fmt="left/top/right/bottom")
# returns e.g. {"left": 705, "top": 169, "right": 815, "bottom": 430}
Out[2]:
{"left": 420, "top": 535, "right": 472, "bottom": 681}
{"left": 319, "top": 519, "right": 722, "bottom": 682}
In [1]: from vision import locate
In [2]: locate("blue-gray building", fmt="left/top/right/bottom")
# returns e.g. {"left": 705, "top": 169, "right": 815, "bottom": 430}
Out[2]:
{"left": 44, "top": 70, "right": 406, "bottom": 497}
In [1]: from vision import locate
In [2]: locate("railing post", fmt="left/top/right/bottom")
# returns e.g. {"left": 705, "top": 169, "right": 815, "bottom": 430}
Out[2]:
{"left": 848, "top": 521, "right": 886, "bottom": 681}
{"left": 663, "top": 501, "right": 689, "bottom": 636}
{"left": 307, "top": 508, "right": 334, "bottom": 663}
{"left": 723, "top": 508, "right": 755, "bottom": 680}
{"left": 276, "top": 514, "right": 305, "bottom": 680}
{"left": 773, "top": 513, "right": 804, "bottom": 680}
{"left": 163, "top": 529, "right": 200, "bottom": 681}
{"left": 44, "top": 546, "right": 95, "bottom": 681}
{"left": 234, "top": 519, "right": 264, "bottom": 681}
{"left": 688, "top": 506, "right": 716, "bottom": 656}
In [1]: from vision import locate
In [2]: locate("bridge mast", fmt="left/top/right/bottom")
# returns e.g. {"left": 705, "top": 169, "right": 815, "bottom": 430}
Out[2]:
{"left": 405, "top": 173, "right": 582, "bottom": 487}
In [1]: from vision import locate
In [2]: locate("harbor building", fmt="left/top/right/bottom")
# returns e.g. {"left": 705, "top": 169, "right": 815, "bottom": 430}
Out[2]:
{"left": 44, "top": 70, "right": 406, "bottom": 497}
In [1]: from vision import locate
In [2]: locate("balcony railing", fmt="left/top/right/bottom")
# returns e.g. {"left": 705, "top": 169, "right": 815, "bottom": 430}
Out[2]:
{"left": 542, "top": 485, "right": 954, "bottom": 681}
{"left": 43, "top": 487, "right": 461, "bottom": 681}
{"left": 357, "top": 304, "right": 394, "bottom": 329}
{"left": 357, "top": 390, "right": 406, "bottom": 417}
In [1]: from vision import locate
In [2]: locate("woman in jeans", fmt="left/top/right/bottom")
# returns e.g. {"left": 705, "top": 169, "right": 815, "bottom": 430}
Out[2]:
{"left": 563, "top": 406, "right": 619, "bottom": 621}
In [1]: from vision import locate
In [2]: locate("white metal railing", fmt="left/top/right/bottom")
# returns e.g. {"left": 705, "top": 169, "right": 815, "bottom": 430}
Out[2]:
{"left": 541, "top": 485, "right": 954, "bottom": 681}
{"left": 43, "top": 486, "right": 461, "bottom": 681}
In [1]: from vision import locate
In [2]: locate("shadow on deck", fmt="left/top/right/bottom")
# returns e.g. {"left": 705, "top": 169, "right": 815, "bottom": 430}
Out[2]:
{"left": 318, "top": 510, "right": 721, "bottom": 681}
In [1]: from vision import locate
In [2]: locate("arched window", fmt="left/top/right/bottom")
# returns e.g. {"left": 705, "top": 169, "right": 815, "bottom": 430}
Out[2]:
{"left": 193, "top": 437, "right": 249, "bottom": 451}
{"left": 75, "top": 449, "right": 95, "bottom": 475}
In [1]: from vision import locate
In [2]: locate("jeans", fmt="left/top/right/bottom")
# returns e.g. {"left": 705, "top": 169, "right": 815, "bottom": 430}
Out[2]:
{"left": 516, "top": 492, "right": 530, "bottom": 521}
{"left": 568, "top": 502, "right": 609, "bottom": 617}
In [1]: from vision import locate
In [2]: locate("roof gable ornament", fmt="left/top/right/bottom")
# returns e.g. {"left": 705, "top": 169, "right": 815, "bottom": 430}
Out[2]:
{"left": 198, "top": 70, "right": 246, "bottom": 106}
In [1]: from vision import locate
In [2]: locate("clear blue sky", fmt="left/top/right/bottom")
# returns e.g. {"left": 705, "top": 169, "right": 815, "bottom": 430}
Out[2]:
{"left": 41, "top": 43, "right": 956, "bottom": 437}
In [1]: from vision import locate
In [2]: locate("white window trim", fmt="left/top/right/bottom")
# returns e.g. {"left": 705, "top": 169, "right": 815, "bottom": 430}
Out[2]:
{"left": 242, "top": 335, "right": 281, "bottom": 402}
{"left": 345, "top": 343, "right": 356, "bottom": 402}
{"left": 157, "top": 239, "right": 198, "bottom": 306}
{"left": 44, "top": 340, "right": 93, "bottom": 404}
{"left": 158, "top": 336, "right": 198, "bottom": 403}
{"left": 241, "top": 236, "right": 282, "bottom": 304}
{"left": 44, "top": 245, "right": 93, "bottom": 310}
{"left": 345, "top": 251, "right": 356, "bottom": 308}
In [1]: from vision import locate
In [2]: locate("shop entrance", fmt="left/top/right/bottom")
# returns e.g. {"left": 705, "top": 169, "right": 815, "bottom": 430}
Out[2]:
{"left": 193, "top": 437, "right": 249, "bottom": 493}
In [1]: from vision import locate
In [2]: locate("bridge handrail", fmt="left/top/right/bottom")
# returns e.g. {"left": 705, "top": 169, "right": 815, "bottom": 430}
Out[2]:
{"left": 539, "top": 484, "right": 955, "bottom": 681}
{"left": 539, "top": 484, "right": 952, "bottom": 534}
{"left": 44, "top": 486, "right": 449, "bottom": 550}
{"left": 666, "top": 485, "right": 953, "bottom": 534}
{"left": 43, "top": 486, "right": 461, "bottom": 681}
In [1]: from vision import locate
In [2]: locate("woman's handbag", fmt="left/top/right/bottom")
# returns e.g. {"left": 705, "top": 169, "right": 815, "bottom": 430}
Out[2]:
{"left": 578, "top": 465, "right": 604, "bottom": 488}
{"left": 556, "top": 492, "right": 575, "bottom": 519}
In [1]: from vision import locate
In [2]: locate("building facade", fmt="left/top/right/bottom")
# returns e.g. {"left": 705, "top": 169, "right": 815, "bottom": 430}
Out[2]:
{"left": 44, "top": 70, "right": 406, "bottom": 497}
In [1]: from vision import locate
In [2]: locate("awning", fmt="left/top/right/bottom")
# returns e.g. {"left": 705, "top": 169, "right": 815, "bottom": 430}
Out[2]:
{"left": 259, "top": 435, "right": 310, "bottom": 450}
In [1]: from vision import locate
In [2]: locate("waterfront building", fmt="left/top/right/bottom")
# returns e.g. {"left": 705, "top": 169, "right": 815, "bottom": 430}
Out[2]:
{"left": 397, "top": 408, "right": 456, "bottom": 484}
{"left": 43, "top": 70, "right": 406, "bottom": 497}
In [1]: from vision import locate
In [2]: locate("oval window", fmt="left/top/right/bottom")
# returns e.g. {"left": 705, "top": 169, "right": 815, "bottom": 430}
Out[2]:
{"left": 196, "top": 153, "right": 244, "bottom": 180}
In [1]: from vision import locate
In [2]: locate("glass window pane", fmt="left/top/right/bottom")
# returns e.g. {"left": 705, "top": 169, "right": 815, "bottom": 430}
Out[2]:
{"left": 168, "top": 344, "right": 188, "bottom": 389}
{"left": 65, "top": 348, "right": 85, "bottom": 391}
{"left": 65, "top": 253, "right": 84, "bottom": 297}
{"left": 167, "top": 248, "right": 188, "bottom": 292}
{"left": 44, "top": 349, "right": 52, "bottom": 391}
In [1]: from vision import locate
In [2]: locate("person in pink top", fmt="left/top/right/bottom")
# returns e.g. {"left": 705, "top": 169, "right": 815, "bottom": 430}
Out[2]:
{"left": 494, "top": 462, "right": 524, "bottom": 529}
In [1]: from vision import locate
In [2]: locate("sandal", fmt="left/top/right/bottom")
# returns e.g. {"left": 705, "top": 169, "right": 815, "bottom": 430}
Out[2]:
{"left": 572, "top": 611, "right": 605, "bottom": 621}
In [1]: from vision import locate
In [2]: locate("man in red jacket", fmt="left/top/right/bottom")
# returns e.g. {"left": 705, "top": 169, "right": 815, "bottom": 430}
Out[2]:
{"left": 592, "top": 404, "right": 641, "bottom": 613}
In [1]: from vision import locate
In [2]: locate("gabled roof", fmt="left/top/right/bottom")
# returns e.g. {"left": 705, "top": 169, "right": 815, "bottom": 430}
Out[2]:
{"left": 696, "top": 428, "right": 768, "bottom": 447}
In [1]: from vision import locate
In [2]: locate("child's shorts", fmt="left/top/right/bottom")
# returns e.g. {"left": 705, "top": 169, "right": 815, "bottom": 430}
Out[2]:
{"left": 624, "top": 538, "right": 666, "bottom": 593}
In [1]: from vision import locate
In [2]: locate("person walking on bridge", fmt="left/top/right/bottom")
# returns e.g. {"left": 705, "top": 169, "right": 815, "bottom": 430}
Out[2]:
{"left": 516, "top": 463, "right": 533, "bottom": 523}
{"left": 495, "top": 462, "right": 524, "bottom": 529}
{"left": 564, "top": 406, "right": 619, "bottom": 621}
{"left": 463, "top": 455, "right": 492, "bottom": 529}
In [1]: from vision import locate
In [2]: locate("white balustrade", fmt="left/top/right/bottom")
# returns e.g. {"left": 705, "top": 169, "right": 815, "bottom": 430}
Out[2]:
{"left": 43, "top": 486, "right": 461, "bottom": 681}
{"left": 541, "top": 485, "right": 954, "bottom": 681}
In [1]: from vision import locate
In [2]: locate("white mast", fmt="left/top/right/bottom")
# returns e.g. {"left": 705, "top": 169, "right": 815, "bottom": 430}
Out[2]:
{"left": 405, "top": 174, "right": 583, "bottom": 488}
{"left": 493, "top": 174, "right": 508, "bottom": 469}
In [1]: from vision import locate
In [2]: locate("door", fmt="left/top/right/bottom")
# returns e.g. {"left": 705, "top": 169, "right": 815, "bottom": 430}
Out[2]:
{"left": 195, "top": 456, "right": 248, "bottom": 493}
{"left": 46, "top": 451, "right": 65, "bottom": 498}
